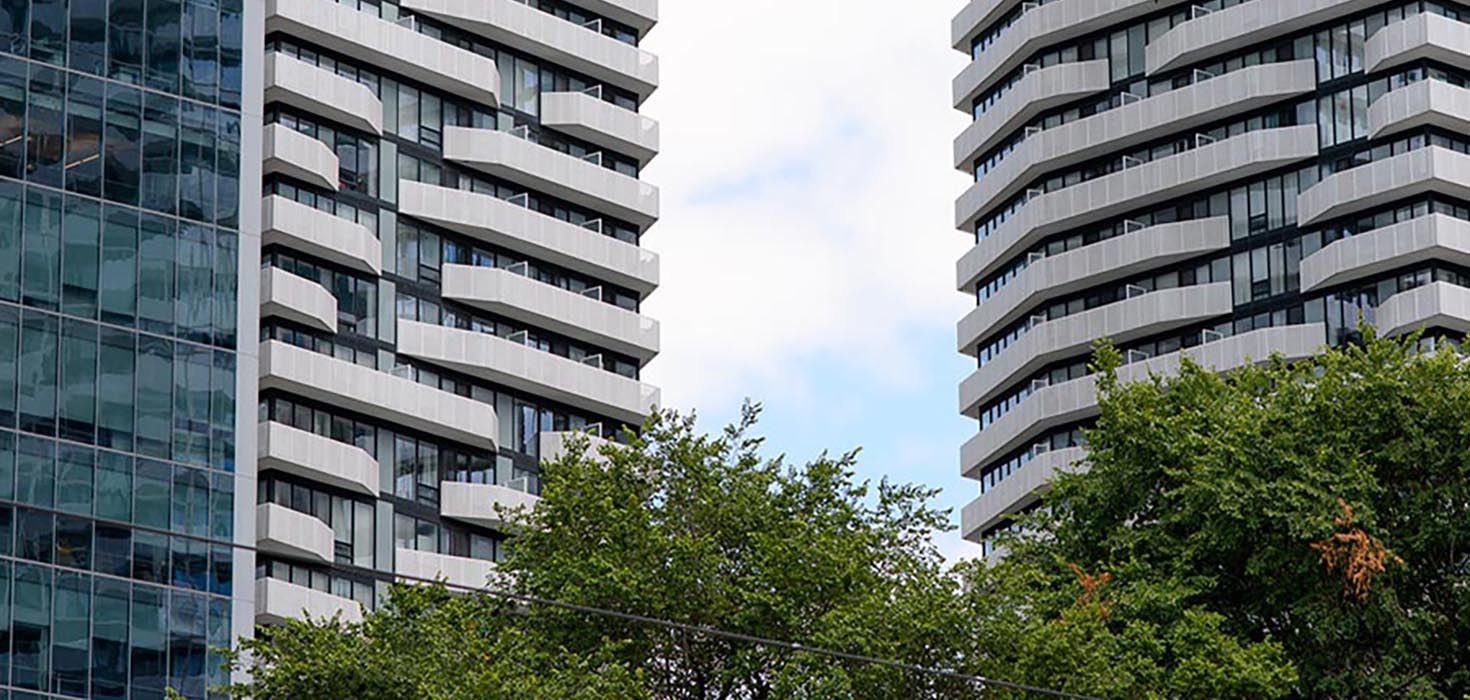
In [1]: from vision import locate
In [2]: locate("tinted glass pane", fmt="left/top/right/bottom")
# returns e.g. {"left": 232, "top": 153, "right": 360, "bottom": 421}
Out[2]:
{"left": 91, "top": 579, "right": 130, "bottom": 700}
{"left": 0, "top": 182, "right": 16, "bottom": 303}
{"left": 17, "top": 311, "right": 58, "bottom": 435}
{"left": 180, "top": 0, "right": 217, "bottom": 103}
{"left": 94, "top": 451, "right": 132, "bottom": 522}
{"left": 58, "top": 320, "right": 98, "bottom": 443}
{"left": 21, "top": 187, "right": 61, "bottom": 310}
{"left": 64, "top": 74, "right": 104, "bottom": 197}
{"left": 56, "top": 445, "right": 94, "bottom": 516}
{"left": 27, "top": 0, "right": 65, "bottom": 65}
{"left": 68, "top": 0, "right": 108, "bottom": 75}
{"left": 137, "top": 215, "right": 174, "bottom": 335}
{"left": 129, "top": 585, "right": 165, "bottom": 697}
{"left": 0, "top": 0, "right": 26, "bottom": 55}
{"left": 134, "top": 459, "right": 170, "bottom": 530}
{"left": 135, "top": 336, "right": 172, "bottom": 458}
{"left": 23, "top": 65, "right": 64, "bottom": 188}
{"left": 145, "top": 0, "right": 181, "bottom": 93}
{"left": 175, "top": 225, "right": 211, "bottom": 344}
{"left": 15, "top": 436, "right": 52, "bottom": 507}
{"left": 61, "top": 196, "right": 101, "bottom": 319}
{"left": 178, "top": 102, "right": 214, "bottom": 222}
{"left": 97, "top": 329, "right": 135, "bottom": 451}
{"left": 140, "top": 93, "right": 179, "bottom": 215}
{"left": 0, "top": 56, "right": 26, "bottom": 180}
{"left": 103, "top": 83, "right": 141, "bottom": 206}
{"left": 100, "top": 206, "right": 138, "bottom": 327}
{"left": 109, "top": 0, "right": 145, "bottom": 84}
{"left": 11, "top": 564, "right": 50, "bottom": 689}
{"left": 219, "top": 0, "right": 242, "bottom": 108}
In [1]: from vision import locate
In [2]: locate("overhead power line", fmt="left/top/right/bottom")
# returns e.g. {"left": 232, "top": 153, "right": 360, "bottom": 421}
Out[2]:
{"left": 0, "top": 497, "right": 1100, "bottom": 700}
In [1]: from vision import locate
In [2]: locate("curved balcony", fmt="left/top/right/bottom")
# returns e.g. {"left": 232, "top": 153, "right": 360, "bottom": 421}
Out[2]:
{"left": 1146, "top": 0, "right": 1380, "bottom": 76}
{"left": 1301, "top": 214, "right": 1470, "bottom": 293}
{"left": 579, "top": 0, "right": 657, "bottom": 36}
{"left": 397, "top": 181, "right": 658, "bottom": 297}
{"left": 264, "top": 52, "right": 383, "bottom": 135}
{"left": 259, "top": 340, "right": 499, "bottom": 450}
{"left": 957, "top": 61, "right": 1316, "bottom": 218}
{"left": 960, "top": 324, "right": 1325, "bottom": 479}
{"left": 1369, "top": 79, "right": 1470, "bottom": 140}
{"left": 443, "top": 127, "right": 659, "bottom": 228}
{"left": 395, "top": 320, "right": 660, "bottom": 425}
{"left": 440, "top": 264, "right": 659, "bottom": 363}
{"left": 258, "top": 421, "right": 380, "bottom": 497}
{"left": 440, "top": 481, "right": 541, "bottom": 531}
{"left": 542, "top": 91, "right": 659, "bottom": 164}
{"left": 960, "top": 446, "right": 1084, "bottom": 543}
{"left": 1376, "top": 281, "right": 1470, "bottom": 337}
{"left": 958, "top": 217, "right": 1230, "bottom": 348}
{"left": 951, "top": 0, "right": 1014, "bottom": 51}
{"left": 263, "top": 124, "right": 338, "bottom": 191}
{"left": 1297, "top": 147, "right": 1470, "bottom": 228}
{"left": 1365, "top": 13, "right": 1470, "bottom": 75}
{"left": 255, "top": 577, "right": 362, "bottom": 626}
{"left": 951, "top": 0, "right": 1157, "bottom": 113}
{"left": 265, "top": 0, "right": 500, "bottom": 107}
{"left": 954, "top": 60, "right": 1109, "bottom": 167}
{"left": 540, "top": 430, "right": 612, "bottom": 464}
{"left": 400, "top": 0, "right": 657, "bottom": 99}
{"left": 396, "top": 549, "right": 498, "bottom": 591}
{"left": 959, "top": 126, "right": 1317, "bottom": 276}
{"left": 256, "top": 503, "right": 335, "bottom": 564}
{"left": 262, "top": 196, "right": 382, "bottom": 276}
{"left": 960, "top": 282, "right": 1232, "bottom": 416}
{"left": 261, "top": 267, "right": 338, "bottom": 334}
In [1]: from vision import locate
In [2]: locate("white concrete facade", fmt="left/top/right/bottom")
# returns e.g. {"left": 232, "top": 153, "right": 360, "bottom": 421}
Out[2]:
{"left": 949, "top": 1, "right": 1470, "bottom": 555}
{"left": 259, "top": 0, "right": 661, "bottom": 623}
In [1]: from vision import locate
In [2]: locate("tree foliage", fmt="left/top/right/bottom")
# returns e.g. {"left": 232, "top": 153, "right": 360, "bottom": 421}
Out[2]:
{"left": 994, "top": 332, "right": 1470, "bottom": 700}
{"left": 238, "top": 366, "right": 1470, "bottom": 699}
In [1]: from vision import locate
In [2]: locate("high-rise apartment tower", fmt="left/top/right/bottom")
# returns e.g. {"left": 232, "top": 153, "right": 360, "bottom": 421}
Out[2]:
{"left": 0, "top": 0, "right": 661, "bottom": 696}
{"left": 254, "top": 0, "right": 661, "bottom": 627}
{"left": 952, "top": 0, "right": 1470, "bottom": 557}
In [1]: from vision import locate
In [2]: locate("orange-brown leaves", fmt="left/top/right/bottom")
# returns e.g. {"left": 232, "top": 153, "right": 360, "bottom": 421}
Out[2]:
{"left": 1311, "top": 498, "right": 1404, "bottom": 602}
{"left": 1069, "top": 563, "right": 1114, "bottom": 618}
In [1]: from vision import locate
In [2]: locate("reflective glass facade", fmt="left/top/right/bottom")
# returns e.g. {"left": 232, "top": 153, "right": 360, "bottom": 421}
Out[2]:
{"left": 0, "top": 0, "right": 254, "bottom": 697}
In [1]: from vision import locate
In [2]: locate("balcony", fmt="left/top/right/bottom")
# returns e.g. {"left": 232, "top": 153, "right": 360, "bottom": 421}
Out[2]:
{"left": 264, "top": 0, "right": 500, "bottom": 107}
{"left": 440, "top": 264, "right": 659, "bottom": 363}
{"left": 1301, "top": 214, "right": 1470, "bottom": 293}
{"left": 258, "top": 421, "right": 380, "bottom": 497}
{"left": 259, "top": 340, "right": 499, "bottom": 450}
{"left": 264, "top": 52, "right": 383, "bottom": 135}
{"left": 397, "top": 180, "right": 658, "bottom": 296}
{"left": 400, "top": 0, "right": 657, "bottom": 99}
{"left": 443, "top": 127, "right": 659, "bottom": 228}
{"left": 255, "top": 577, "right": 362, "bottom": 626}
{"left": 1297, "top": 147, "right": 1470, "bottom": 228}
{"left": 540, "top": 430, "right": 612, "bottom": 465}
{"left": 959, "top": 126, "right": 1317, "bottom": 278}
{"left": 256, "top": 503, "right": 335, "bottom": 564}
{"left": 951, "top": 0, "right": 1157, "bottom": 112}
{"left": 260, "top": 267, "right": 338, "bottom": 334}
{"left": 957, "top": 217, "right": 1230, "bottom": 345}
{"left": 542, "top": 91, "right": 659, "bottom": 164}
{"left": 954, "top": 60, "right": 1108, "bottom": 163}
{"left": 957, "top": 61, "right": 1317, "bottom": 219}
{"left": 1146, "top": 0, "right": 1381, "bottom": 75}
{"left": 1375, "top": 281, "right": 1470, "bottom": 337}
{"left": 960, "top": 282, "right": 1233, "bottom": 416}
{"left": 960, "top": 446, "right": 1084, "bottom": 543}
{"left": 263, "top": 124, "right": 338, "bottom": 191}
{"left": 1369, "top": 79, "right": 1470, "bottom": 140}
{"left": 440, "top": 481, "right": 541, "bottom": 531}
{"left": 960, "top": 325, "right": 1325, "bottom": 479}
{"left": 262, "top": 196, "right": 382, "bottom": 276}
{"left": 580, "top": 0, "right": 657, "bottom": 36}
{"left": 1366, "top": 13, "right": 1470, "bottom": 74}
{"left": 951, "top": 0, "right": 1010, "bottom": 50}
{"left": 395, "top": 320, "right": 660, "bottom": 425}
{"left": 395, "top": 548, "right": 498, "bottom": 591}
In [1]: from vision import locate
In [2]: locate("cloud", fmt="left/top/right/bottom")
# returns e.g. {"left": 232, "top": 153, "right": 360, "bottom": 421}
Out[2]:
{"left": 640, "top": 0, "right": 974, "bottom": 413}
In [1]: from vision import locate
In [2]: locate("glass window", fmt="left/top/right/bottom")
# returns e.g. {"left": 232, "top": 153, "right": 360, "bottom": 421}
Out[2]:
{"left": 135, "top": 336, "right": 173, "bottom": 459}
{"left": 0, "top": 181, "right": 18, "bottom": 301}
{"left": 59, "top": 320, "right": 98, "bottom": 443}
{"left": 62, "top": 197, "right": 101, "bottom": 319}
{"left": 18, "top": 310, "right": 58, "bottom": 435}
{"left": 0, "top": 56, "right": 25, "bottom": 180}
{"left": 22, "top": 186, "right": 62, "bottom": 310}
{"left": 28, "top": 0, "right": 65, "bottom": 65}
{"left": 11, "top": 563, "right": 52, "bottom": 689}
{"left": 68, "top": 0, "right": 108, "bottom": 75}
{"left": 109, "top": 0, "right": 145, "bottom": 84}
{"left": 130, "top": 585, "right": 166, "bottom": 698}
{"left": 140, "top": 93, "right": 179, "bottom": 215}
{"left": 101, "top": 206, "right": 139, "bottom": 327}
{"left": 137, "top": 214, "right": 174, "bottom": 334}
{"left": 92, "top": 578, "right": 131, "bottom": 699}
{"left": 65, "top": 74, "right": 105, "bottom": 196}
{"left": 0, "top": 0, "right": 28, "bottom": 55}
{"left": 144, "top": 0, "right": 181, "bottom": 93}
{"left": 103, "top": 83, "right": 142, "bottom": 205}
{"left": 0, "top": 309, "right": 15, "bottom": 428}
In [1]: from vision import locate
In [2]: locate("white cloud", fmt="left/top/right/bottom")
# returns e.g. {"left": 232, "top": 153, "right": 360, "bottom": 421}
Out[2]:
{"left": 640, "top": 0, "right": 974, "bottom": 413}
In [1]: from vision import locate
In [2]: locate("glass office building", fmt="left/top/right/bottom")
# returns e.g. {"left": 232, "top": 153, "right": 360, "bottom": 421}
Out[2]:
{"left": 0, "top": 0, "right": 260, "bottom": 698}
{"left": 951, "top": 0, "right": 1470, "bottom": 558}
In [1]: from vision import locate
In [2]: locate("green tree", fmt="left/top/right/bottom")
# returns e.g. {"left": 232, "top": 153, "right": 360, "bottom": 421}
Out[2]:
{"left": 993, "top": 332, "right": 1470, "bottom": 699}
{"left": 222, "top": 402, "right": 1304, "bottom": 700}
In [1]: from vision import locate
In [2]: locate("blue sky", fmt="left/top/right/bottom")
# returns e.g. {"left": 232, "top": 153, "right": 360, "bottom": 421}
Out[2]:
{"left": 638, "top": 2, "right": 977, "bottom": 559}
